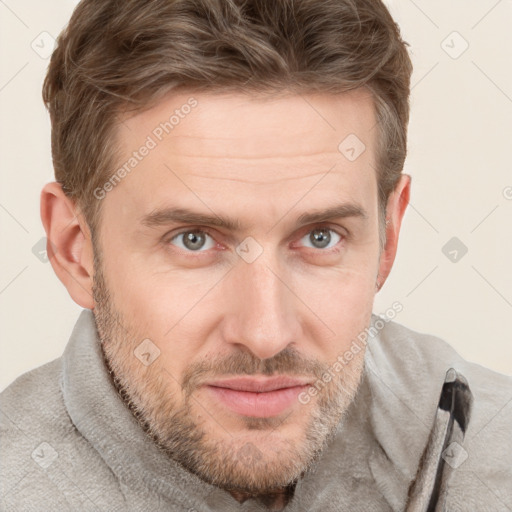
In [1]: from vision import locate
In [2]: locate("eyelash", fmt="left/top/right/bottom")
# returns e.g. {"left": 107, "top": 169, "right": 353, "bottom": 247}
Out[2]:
{"left": 165, "top": 224, "right": 347, "bottom": 257}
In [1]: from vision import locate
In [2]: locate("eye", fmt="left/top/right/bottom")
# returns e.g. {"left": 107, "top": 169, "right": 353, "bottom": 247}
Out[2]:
{"left": 168, "top": 229, "right": 216, "bottom": 252}
{"left": 299, "top": 226, "right": 343, "bottom": 251}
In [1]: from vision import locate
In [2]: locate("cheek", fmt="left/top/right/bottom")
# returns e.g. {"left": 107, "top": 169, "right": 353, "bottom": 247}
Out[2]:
{"left": 103, "top": 254, "right": 221, "bottom": 367}
{"left": 100, "top": 237, "right": 188, "bottom": 321}
{"left": 293, "top": 266, "right": 376, "bottom": 354}
{"left": 301, "top": 260, "right": 376, "bottom": 305}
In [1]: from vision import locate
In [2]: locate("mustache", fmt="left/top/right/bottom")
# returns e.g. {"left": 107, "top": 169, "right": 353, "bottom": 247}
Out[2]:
{"left": 181, "top": 345, "right": 330, "bottom": 397}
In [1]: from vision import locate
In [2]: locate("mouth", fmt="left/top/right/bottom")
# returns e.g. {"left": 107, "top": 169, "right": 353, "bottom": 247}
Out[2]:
{"left": 203, "top": 376, "right": 313, "bottom": 418}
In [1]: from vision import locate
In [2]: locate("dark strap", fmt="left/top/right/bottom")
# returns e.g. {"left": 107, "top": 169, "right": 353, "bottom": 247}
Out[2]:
{"left": 405, "top": 368, "right": 473, "bottom": 512}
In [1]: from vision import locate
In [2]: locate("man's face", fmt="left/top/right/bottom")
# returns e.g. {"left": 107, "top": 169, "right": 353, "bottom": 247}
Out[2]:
{"left": 93, "top": 89, "right": 382, "bottom": 496}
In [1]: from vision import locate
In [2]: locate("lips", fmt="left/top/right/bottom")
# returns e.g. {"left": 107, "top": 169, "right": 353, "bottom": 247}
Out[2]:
{"left": 203, "top": 376, "right": 313, "bottom": 417}
{"left": 206, "top": 376, "right": 312, "bottom": 392}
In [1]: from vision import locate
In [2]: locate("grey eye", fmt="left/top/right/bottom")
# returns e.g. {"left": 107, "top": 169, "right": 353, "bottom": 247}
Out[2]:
{"left": 301, "top": 228, "right": 341, "bottom": 250}
{"left": 170, "top": 230, "right": 215, "bottom": 252}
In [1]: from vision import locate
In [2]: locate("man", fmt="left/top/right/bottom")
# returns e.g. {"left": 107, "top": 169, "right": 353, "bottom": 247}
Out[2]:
{"left": 1, "top": 0, "right": 511, "bottom": 510}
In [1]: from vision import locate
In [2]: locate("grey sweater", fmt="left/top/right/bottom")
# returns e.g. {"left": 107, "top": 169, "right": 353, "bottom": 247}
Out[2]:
{"left": 1, "top": 310, "right": 511, "bottom": 511}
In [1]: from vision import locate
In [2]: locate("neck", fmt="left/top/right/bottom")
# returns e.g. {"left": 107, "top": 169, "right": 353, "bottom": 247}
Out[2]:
{"left": 230, "top": 482, "right": 297, "bottom": 511}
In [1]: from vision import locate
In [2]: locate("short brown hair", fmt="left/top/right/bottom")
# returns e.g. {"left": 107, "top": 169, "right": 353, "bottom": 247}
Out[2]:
{"left": 43, "top": 0, "right": 412, "bottom": 237}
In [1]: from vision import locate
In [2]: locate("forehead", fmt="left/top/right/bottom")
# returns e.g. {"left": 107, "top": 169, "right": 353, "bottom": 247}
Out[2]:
{"left": 119, "top": 88, "right": 377, "bottom": 160}
{"left": 105, "top": 89, "right": 379, "bottom": 229}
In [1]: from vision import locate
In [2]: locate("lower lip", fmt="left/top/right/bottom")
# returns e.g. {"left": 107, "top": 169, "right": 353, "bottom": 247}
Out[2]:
{"left": 205, "top": 385, "right": 309, "bottom": 417}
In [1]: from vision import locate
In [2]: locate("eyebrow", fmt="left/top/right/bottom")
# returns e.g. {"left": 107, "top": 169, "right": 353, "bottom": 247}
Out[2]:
{"left": 140, "top": 202, "right": 368, "bottom": 231}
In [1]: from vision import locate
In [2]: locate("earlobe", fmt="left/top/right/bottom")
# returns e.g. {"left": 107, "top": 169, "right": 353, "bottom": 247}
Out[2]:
{"left": 40, "top": 182, "right": 95, "bottom": 309}
{"left": 376, "top": 174, "right": 411, "bottom": 291}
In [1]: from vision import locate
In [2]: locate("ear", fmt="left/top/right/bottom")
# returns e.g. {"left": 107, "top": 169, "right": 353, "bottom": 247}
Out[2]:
{"left": 40, "top": 182, "right": 95, "bottom": 309}
{"left": 376, "top": 174, "right": 411, "bottom": 291}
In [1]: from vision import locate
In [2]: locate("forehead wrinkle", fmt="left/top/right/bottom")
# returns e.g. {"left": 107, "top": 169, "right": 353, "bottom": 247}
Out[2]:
{"left": 170, "top": 153, "right": 356, "bottom": 187}
{"left": 184, "top": 168, "right": 339, "bottom": 186}
{"left": 167, "top": 146, "right": 345, "bottom": 160}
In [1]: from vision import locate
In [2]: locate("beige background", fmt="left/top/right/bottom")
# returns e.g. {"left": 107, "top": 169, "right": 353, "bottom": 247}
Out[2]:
{"left": 1, "top": 0, "right": 511, "bottom": 391}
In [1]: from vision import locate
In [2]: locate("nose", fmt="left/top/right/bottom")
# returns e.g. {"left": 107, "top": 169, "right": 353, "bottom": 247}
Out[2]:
{"left": 221, "top": 255, "right": 302, "bottom": 361}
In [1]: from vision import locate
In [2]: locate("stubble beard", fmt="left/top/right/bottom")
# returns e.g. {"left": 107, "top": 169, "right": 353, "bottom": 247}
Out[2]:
{"left": 91, "top": 250, "right": 366, "bottom": 498}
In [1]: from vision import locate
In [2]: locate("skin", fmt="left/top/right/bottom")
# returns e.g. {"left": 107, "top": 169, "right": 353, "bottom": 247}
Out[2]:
{"left": 41, "top": 88, "right": 410, "bottom": 510}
